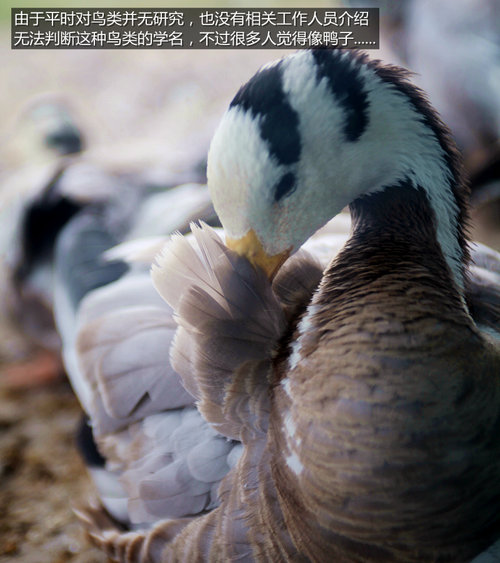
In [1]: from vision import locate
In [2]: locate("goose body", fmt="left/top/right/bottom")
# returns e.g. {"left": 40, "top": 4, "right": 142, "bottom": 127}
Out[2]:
{"left": 73, "top": 49, "right": 500, "bottom": 561}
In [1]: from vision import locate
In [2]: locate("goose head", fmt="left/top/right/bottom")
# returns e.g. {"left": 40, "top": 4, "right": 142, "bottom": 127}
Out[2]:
{"left": 207, "top": 49, "right": 469, "bottom": 289}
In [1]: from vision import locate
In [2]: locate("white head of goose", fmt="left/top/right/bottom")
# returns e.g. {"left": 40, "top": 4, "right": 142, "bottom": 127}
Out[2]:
{"left": 79, "top": 48, "right": 500, "bottom": 562}
{"left": 208, "top": 48, "right": 470, "bottom": 288}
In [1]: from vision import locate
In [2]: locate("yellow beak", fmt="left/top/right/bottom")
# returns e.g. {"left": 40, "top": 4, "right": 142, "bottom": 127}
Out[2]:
{"left": 226, "top": 229, "right": 290, "bottom": 281}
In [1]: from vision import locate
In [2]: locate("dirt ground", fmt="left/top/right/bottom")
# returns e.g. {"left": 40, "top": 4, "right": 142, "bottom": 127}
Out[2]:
{"left": 0, "top": 376, "right": 106, "bottom": 563}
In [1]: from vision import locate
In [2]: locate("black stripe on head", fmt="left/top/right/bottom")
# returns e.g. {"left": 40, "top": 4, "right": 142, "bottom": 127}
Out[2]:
{"left": 273, "top": 171, "right": 297, "bottom": 201}
{"left": 45, "top": 124, "right": 83, "bottom": 155}
{"left": 311, "top": 49, "right": 369, "bottom": 142}
{"left": 230, "top": 61, "right": 301, "bottom": 167}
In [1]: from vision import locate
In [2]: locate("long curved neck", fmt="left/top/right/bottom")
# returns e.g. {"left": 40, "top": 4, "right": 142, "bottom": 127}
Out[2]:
{"left": 346, "top": 179, "right": 469, "bottom": 304}
{"left": 364, "top": 63, "right": 471, "bottom": 294}
{"left": 264, "top": 177, "right": 495, "bottom": 561}
{"left": 291, "top": 180, "right": 474, "bottom": 378}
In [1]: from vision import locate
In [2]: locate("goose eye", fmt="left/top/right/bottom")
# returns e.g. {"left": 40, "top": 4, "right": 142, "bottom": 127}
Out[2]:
{"left": 274, "top": 171, "right": 297, "bottom": 201}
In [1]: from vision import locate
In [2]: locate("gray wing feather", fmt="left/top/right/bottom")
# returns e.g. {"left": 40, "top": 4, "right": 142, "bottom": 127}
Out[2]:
{"left": 77, "top": 291, "right": 193, "bottom": 436}
{"left": 186, "top": 437, "right": 233, "bottom": 483}
{"left": 116, "top": 408, "right": 237, "bottom": 524}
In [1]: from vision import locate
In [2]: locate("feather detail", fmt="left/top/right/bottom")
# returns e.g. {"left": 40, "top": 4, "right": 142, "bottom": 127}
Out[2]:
{"left": 75, "top": 499, "right": 195, "bottom": 563}
{"left": 152, "top": 228, "right": 222, "bottom": 313}
{"left": 272, "top": 248, "right": 323, "bottom": 321}
{"left": 100, "top": 407, "right": 239, "bottom": 524}
{"left": 152, "top": 223, "right": 286, "bottom": 440}
{"left": 75, "top": 271, "right": 194, "bottom": 436}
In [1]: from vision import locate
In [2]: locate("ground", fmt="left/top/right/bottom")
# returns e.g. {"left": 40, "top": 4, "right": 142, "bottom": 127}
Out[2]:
{"left": 0, "top": 375, "right": 106, "bottom": 562}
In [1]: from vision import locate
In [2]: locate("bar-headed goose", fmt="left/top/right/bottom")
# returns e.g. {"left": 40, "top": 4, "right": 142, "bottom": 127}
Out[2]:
{"left": 0, "top": 100, "right": 210, "bottom": 385}
{"left": 76, "top": 49, "right": 500, "bottom": 562}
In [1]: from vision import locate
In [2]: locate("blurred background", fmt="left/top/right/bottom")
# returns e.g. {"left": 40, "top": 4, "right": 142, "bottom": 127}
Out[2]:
{"left": 1, "top": 1, "right": 499, "bottom": 561}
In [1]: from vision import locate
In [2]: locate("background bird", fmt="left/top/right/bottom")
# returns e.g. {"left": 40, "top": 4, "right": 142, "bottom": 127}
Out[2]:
{"left": 0, "top": 95, "right": 213, "bottom": 388}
